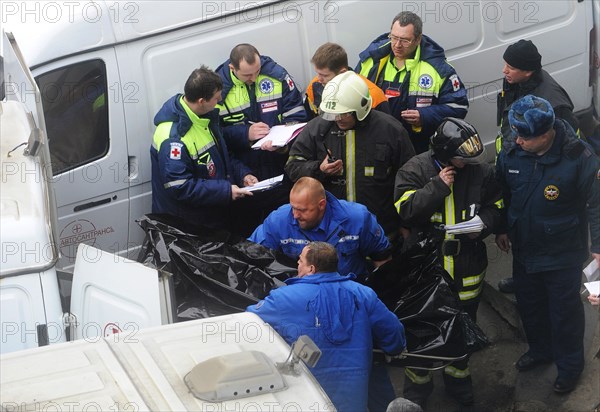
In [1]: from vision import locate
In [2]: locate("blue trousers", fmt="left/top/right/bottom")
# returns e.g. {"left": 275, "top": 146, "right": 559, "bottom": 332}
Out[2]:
{"left": 512, "top": 260, "right": 584, "bottom": 379}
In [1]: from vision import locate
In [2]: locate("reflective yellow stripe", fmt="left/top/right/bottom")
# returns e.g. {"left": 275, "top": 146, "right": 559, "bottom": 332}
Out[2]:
{"left": 364, "top": 166, "right": 374, "bottom": 176}
{"left": 395, "top": 190, "right": 416, "bottom": 213}
{"left": 462, "top": 270, "right": 485, "bottom": 287}
{"left": 430, "top": 212, "right": 443, "bottom": 223}
{"left": 495, "top": 199, "right": 504, "bottom": 209}
{"left": 443, "top": 187, "right": 456, "bottom": 278}
{"left": 345, "top": 130, "right": 356, "bottom": 202}
{"left": 444, "top": 365, "right": 470, "bottom": 378}
{"left": 405, "top": 368, "right": 432, "bottom": 384}
{"left": 459, "top": 283, "right": 483, "bottom": 301}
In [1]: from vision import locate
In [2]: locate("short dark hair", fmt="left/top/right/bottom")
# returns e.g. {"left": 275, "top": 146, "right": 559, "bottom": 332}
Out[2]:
{"left": 184, "top": 65, "right": 223, "bottom": 102}
{"left": 391, "top": 11, "right": 423, "bottom": 38}
{"left": 305, "top": 242, "right": 338, "bottom": 273}
{"left": 230, "top": 44, "right": 260, "bottom": 69}
{"left": 311, "top": 43, "right": 348, "bottom": 73}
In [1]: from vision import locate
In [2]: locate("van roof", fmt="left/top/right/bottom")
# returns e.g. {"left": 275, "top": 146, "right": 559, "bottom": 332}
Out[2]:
{"left": 4, "top": 0, "right": 277, "bottom": 68}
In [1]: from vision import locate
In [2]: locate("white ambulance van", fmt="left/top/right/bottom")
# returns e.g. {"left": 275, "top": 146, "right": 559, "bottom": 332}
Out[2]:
{"left": 1, "top": 33, "right": 333, "bottom": 410}
{"left": 2, "top": 0, "right": 597, "bottom": 270}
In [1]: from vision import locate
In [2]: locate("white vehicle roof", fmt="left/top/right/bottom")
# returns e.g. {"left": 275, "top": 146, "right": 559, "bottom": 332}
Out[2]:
{"left": 0, "top": 312, "right": 334, "bottom": 411}
{"left": 4, "top": 1, "right": 276, "bottom": 68}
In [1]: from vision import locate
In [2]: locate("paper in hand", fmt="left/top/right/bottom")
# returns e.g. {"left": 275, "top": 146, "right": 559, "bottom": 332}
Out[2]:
{"left": 583, "top": 259, "right": 599, "bottom": 282}
{"left": 443, "top": 215, "right": 486, "bottom": 235}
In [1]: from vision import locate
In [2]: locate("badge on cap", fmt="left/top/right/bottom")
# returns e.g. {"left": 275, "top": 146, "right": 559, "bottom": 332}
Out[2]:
{"left": 544, "top": 185, "right": 559, "bottom": 200}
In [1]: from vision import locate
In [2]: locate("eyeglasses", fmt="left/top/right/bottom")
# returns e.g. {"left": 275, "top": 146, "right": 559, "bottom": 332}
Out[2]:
{"left": 388, "top": 34, "right": 415, "bottom": 47}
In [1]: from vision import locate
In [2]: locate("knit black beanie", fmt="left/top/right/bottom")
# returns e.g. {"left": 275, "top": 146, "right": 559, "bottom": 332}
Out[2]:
{"left": 503, "top": 40, "right": 542, "bottom": 71}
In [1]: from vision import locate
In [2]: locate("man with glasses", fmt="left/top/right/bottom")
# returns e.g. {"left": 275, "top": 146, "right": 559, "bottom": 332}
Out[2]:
{"left": 356, "top": 11, "right": 469, "bottom": 154}
{"left": 394, "top": 118, "right": 503, "bottom": 407}
{"left": 286, "top": 71, "right": 414, "bottom": 240}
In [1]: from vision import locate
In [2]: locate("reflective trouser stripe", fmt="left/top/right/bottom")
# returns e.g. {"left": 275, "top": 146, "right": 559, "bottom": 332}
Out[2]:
{"left": 444, "top": 365, "right": 470, "bottom": 378}
{"left": 405, "top": 368, "right": 432, "bottom": 384}
{"left": 459, "top": 282, "right": 483, "bottom": 301}
{"left": 462, "top": 271, "right": 485, "bottom": 287}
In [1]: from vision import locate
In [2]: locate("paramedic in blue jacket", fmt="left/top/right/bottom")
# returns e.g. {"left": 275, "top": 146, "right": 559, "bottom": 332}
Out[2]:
{"left": 496, "top": 95, "right": 600, "bottom": 394}
{"left": 151, "top": 66, "right": 258, "bottom": 231}
{"left": 249, "top": 176, "right": 392, "bottom": 280}
{"left": 216, "top": 43, "right": 308, "bottom": 235}
{"left": 247, "top": 241, "right": 406, "bottom": 412}
{"left": 356, "top": 11, "right": 469, "bottom": 154}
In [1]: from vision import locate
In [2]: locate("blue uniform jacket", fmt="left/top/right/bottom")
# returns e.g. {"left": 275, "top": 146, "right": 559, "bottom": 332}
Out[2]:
{"left": 215, "top": 55, "right": 307, "bottom": 180}
{"left": 356, "top": 34, "right": 469, "bottom": 152}
{"left": 247, "top": 272, "right": 406, "bottom": 411}
{"left": 249, "top": 192, "right": 391, "bottom": 278}
{"left": 496, "top": 119, "right": 600, "bottom": 272}
{"left": 150, "top": 94, "right": 251, "bottom": 227}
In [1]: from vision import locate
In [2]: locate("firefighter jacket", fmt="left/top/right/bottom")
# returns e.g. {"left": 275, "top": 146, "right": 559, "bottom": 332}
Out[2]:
{"left": 215, "top": 55, "right": 307, "bottom": 180}
{"left": 356, "top": 34, "right": 469, "bottom": 154}
{"left": 285, "top": 111, "right": 415, "bottom": 235}
{"left": 496, "top": 69, "right": 579, "bottom": 154}
{"left": 247, "top": 271, "right": 406, "bottom": 412}
{"left": 304, "top": 71, "right": 390, "bottom": 120}
{"left": 496, "top": 119, "right": 600, "bottom": 273}
{"left": 394, "top": 152, "right": 503, "bottom": 302}
{"left": 248, "top": 191, "right": 391, "bottom": 278}
{"left": 151, "top": 94, "right": 251, "bottom": 227}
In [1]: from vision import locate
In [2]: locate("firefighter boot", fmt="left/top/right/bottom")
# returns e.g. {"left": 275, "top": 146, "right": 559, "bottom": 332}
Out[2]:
{"left": 403, "top": 368, "right": 433, "bottom": 408}
{"left": 443, "top": 369, "right": 474, "bottom": 406}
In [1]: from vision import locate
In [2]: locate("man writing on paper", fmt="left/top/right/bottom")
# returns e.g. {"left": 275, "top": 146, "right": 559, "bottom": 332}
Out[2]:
{"left": 216, "top": 44, "right": 308, "bottom": 235}
{"left": 394, "top": 118, "right": 503, "bottom": 407}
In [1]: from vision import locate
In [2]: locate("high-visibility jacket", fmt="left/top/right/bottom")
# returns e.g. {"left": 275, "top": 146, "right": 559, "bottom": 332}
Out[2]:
{"left": 304, "top": 71, "right": 390, "bottom": 119}
{"left": 285, "top": 110, "right": 415, "bottom": 235}
{"left": 150, "top": 94, "right": 251, "bottom": 227}
{"left": 215, "top": 55, "right": 307, "bottom": 180}
{"left": 356, "top": 34, "right": 468, "bottom": 154}
{"left": 394, "top": 151, "right": 503, "bottom": 302}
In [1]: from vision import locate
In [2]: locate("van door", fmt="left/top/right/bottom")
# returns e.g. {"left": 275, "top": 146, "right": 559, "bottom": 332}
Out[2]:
{"left": 33, "top": 49, "right": 130, "bottom": 269}
{"left": 69, "top": 244, "right": 162, "bottom": 342}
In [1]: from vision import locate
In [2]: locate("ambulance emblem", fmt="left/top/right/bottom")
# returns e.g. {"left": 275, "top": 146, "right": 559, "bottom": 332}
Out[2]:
{"left": 418, "top": 74, "right": 433, "bottom": 89}
{"left": 544, "top": 185, "right": 559, "bottom": 200}
{"left": 259, "top": 78, "right": 274, "bottom": 94}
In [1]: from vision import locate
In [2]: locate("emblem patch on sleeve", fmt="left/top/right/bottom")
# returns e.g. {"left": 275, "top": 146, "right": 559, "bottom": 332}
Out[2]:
{"left": 170, "top": 142, "right": 183, "bottom": 160}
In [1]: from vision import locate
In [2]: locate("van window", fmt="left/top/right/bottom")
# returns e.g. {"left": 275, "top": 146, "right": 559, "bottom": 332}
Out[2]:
{"left": 36, "top": 60, "right": 109, "bottom": 175}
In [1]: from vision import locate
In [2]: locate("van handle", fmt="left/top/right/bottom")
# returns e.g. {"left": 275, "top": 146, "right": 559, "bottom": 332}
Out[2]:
{"left": 74, "top": 197, "right": 113, "bottom": 212}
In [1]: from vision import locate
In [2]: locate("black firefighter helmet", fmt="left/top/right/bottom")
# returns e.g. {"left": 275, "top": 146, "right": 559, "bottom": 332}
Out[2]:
{"left": 430, "top": 118, "right": 485, "bottom": 164}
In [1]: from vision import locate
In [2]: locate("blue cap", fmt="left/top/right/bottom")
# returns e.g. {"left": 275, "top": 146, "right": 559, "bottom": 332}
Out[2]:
{"left": 508, "top": 95, "right": 555, "bottom": 139}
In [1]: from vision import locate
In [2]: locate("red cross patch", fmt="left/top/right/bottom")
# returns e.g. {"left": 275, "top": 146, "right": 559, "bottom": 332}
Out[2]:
{"left": 170, "top": 142, "right": 183, "bottom": 160}
{"left": 450, "top": 74, "right": 460, "bottom": 92}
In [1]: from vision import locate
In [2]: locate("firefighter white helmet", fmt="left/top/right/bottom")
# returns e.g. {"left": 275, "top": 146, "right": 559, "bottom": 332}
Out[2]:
{"left": 319, "top": 71, "right": 373, "bottom": 121}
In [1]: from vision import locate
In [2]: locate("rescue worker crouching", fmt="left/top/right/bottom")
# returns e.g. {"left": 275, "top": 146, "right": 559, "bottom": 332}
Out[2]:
{"left": 394, "top": 118, "right": 503, "bottom": 407}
